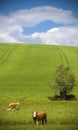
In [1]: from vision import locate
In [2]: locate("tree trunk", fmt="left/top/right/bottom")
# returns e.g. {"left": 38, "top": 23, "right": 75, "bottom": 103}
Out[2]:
{"left": 60, "top": 90, "right": 67, "bottom": 100}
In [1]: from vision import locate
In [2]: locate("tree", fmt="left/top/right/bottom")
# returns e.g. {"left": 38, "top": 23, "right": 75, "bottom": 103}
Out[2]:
{"left": 53, "top": 65, "right": 76, "bottom": 100}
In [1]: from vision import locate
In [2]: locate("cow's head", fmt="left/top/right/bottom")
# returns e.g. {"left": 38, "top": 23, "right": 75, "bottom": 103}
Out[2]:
{"left": 32, "top": 111, "right": 38, "bottom": 120}
{"left": 33, "top": 112, "right": 37, "bottom": 117}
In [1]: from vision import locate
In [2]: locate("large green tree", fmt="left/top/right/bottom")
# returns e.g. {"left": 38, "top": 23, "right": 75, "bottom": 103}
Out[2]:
{"left": 53, "top": 65, "right": 76, "bottom": 100}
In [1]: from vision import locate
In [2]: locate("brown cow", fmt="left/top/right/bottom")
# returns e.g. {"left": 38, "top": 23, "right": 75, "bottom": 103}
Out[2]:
{"left": 7, "top": 102, "right": 20, "bottom": 111}
{"left": 32, "top": 111, "right": 47, "bottom": 125}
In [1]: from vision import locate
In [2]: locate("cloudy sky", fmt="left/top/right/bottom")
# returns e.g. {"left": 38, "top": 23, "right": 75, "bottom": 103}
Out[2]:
{"left": 0, "top": 0, "right": 78, "bottom": 46}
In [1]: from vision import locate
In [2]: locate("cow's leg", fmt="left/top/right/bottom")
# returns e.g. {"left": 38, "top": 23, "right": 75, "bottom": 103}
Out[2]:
{"left": 7, "top": 108, "right": 11, "bottom": 111}
{"left": 34, "top": 119, "right": 36, "bottom": 124}
{"left": 36, "top": 120, "right": 39, "bottom": 125}
{"left": 33, "top": 118, "right": 36, "bottom": 124}
{"left": 45, "top": 117, "right": 47, "bottom": 123}
{"left": 42, "top": 119, "right": 44, "bottom": 125}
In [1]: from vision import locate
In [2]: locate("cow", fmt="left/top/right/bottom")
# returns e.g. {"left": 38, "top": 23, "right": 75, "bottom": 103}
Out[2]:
{"left": 32, "top": 111, "right": 47, "bottom": 125}
{"left": 7, "top": 102, "right": 20, "bottom": 111}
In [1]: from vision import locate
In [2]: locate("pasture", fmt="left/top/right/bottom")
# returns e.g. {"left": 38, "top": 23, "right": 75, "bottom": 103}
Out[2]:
{"left": 0, "top": 43, "right": 78, "bottom": 130}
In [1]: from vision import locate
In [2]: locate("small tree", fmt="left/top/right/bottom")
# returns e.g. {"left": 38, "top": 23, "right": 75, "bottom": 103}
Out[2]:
{"left": 53, "top": 65, "right": 76, "bottom": 100}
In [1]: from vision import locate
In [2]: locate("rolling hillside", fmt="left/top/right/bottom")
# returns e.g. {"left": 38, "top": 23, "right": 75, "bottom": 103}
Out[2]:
{"left": 0, "top": 43, "right": 78, "bottom": 99}
{"left": 0, "top": 43, "right": 78, "bottom": 130}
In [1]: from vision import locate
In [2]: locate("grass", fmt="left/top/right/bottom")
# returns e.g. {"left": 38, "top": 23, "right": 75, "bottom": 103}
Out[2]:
{"left": 0, "top": 44, "right": 78, "bottom": 98}
{"left": 0, "top": 124, "right": 78, "bottom": 130}
{"left": 0, "top": 43, "right": 78, "bottom": 129}
{"left": 0, "top": 99, "right": 78, "bottom": 129}
{"left": 0, "top": 100, "right": 78, "bottom": 130}
{"left": 0, "top": 99, "right": 78, "bottom": 124}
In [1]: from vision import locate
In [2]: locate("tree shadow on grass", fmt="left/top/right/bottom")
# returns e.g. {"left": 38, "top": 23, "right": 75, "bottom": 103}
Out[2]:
{"left": 48, "top": 94, "right": 76, "bottom": 101}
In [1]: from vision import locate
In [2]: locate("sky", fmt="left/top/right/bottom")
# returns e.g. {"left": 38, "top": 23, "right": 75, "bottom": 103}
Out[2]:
{"left": 0, "top": 0, "right": 78, "bottom": 46}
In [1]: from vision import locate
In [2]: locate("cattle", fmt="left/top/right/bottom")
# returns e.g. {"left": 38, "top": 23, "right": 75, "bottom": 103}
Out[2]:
{"left": 7, "top": 102, "right": 20, "bottom": 111}
{"left": 32, "top": 111, "right": 47, "bottom": 125}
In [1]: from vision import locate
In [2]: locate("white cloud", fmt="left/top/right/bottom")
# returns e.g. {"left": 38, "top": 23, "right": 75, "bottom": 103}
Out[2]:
{"left": 10, "top": 6, "right": 78, "bottom": 27}
{"left": 0, "top": 32, "right": 19, "bottom": 43}
{"left": 14, "top": 26, "right": 78, "bottom": 46}
{"left": 30, "top": 26, "right": 78, "bottom": 46}
{"left": 0, "top": 6, "right": 78, "bottom": 46}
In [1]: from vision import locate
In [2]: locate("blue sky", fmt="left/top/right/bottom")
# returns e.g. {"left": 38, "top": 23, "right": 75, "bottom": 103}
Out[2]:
{"left": 0, "top": 0, "right": 78, "bottom": 46}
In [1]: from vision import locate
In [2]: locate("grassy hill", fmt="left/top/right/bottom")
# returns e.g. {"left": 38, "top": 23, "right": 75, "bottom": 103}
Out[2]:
{"left": 0, "top": 43, "right": 78, "bottom": 99}
{"left": 0, "top": 43, "right": 78, "bottom": 130}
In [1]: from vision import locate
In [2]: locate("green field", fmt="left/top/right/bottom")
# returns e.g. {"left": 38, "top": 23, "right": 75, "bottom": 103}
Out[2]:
{"left": 0, "top": 43, "right": 78, "bottom": 130}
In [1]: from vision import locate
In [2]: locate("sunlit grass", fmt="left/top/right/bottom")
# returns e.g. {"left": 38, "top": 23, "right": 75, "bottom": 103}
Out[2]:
{"left": 0, "top": 43, "right": 78, "bottom": 130}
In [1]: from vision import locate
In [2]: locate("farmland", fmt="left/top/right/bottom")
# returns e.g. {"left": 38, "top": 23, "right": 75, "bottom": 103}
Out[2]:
{"left": 0, "top": 43, "right": 78, "bottom": 130}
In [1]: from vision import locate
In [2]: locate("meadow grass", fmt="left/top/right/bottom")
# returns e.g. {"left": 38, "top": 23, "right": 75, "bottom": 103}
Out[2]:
{"left": 0, "top": 99, "right": 78, "bottom": 129}
{"left": 0, "top": 43, "right": 78, "bottom": 130}
{"left": 0, "top": 44, "right": 78, "bottom": 98}
{"left": 0, "top": 124, "right": 78, "bottom": 130}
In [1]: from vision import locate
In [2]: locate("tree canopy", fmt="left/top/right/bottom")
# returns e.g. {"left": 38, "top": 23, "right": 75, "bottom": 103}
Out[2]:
{"left": 53, "top": 65, "right": 76, "bottom": 100}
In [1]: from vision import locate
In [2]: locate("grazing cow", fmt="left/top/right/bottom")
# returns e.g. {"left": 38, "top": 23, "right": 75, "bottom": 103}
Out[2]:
{"left": 32, "top": 111, "right": 47, "bottom": 125}
{"left": 7, "top": 102, "right": 20, "bottom": 111}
